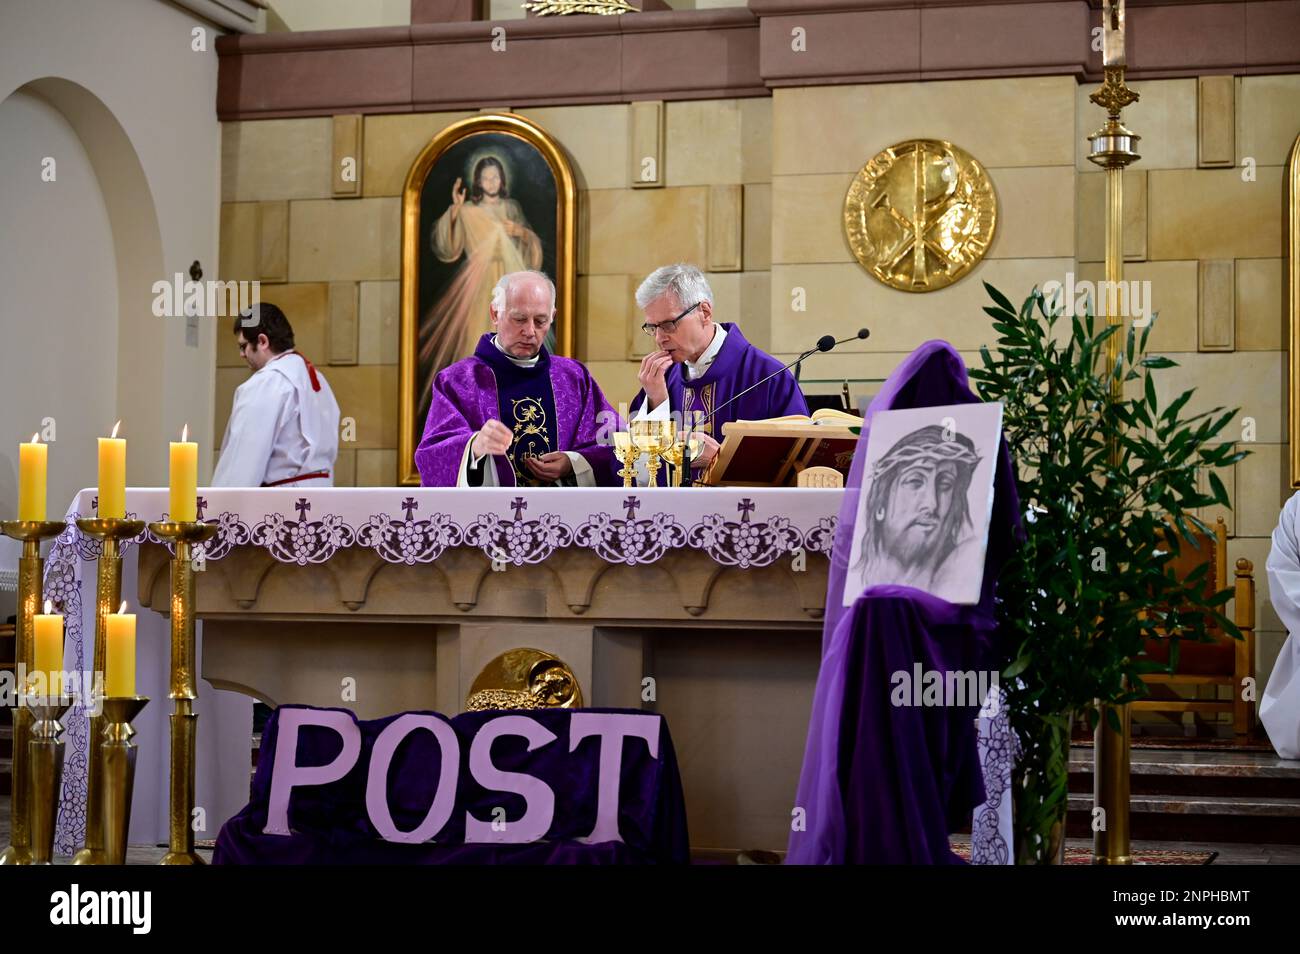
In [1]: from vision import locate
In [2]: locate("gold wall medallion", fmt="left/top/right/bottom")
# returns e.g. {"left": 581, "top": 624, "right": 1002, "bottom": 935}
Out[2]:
{"left": 843, "top": 139, "right": 997, "bottom": 292}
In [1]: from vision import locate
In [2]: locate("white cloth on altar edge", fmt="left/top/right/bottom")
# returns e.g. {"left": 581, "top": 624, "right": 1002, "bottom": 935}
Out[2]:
{"left": 1262, "top": 491, "right": 1300, "bottom": 760}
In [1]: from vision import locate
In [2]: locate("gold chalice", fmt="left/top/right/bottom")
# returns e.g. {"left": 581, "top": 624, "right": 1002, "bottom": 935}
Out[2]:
{"left": 630, "top": 419, "right": 665, "bottom": 487}
{"left": 655, "top": 421, "right": 686, "bottom": 488}
{"left": 612, "top": 431, "right": 637, "bottom": 487}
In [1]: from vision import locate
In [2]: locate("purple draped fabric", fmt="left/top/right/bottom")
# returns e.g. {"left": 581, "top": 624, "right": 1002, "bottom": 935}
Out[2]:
{"left": 415, "top": 334, "right": 620, "bottom": 487}
{"left": 786, "top": 340, "right": 1022, "bottom": 865}
{"left": 631, "top": 323, "right": 809, "bottom": 439}
{"left": 214, "top": 706, "right": 690, "bottom": 865}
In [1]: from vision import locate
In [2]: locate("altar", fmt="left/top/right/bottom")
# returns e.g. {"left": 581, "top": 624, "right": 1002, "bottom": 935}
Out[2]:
{"left": 51, "top": 485, "right": 839, "bottom": 854}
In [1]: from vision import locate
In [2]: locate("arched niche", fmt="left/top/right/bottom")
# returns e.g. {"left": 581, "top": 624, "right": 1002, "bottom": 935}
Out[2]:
{"left": 0, "top": 76, "right": 166, "bottom": 515}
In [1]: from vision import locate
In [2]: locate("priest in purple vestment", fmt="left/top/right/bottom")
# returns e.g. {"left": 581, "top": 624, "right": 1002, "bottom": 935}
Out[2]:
{"left": 787, "top": 340, "right": 1022, "bottom": 864}
{"left": 629, "top": 264, "right": 808, "bottom": 476}
{"left": 415, "top": 271, "right": 620, "bottom": 487}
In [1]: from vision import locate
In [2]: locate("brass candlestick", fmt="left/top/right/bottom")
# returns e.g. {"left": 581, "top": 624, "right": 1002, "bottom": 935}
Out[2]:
{"left": 147, "top": 520, "right": 217, "bottom": 865}
{"left": 101, "top": 696, "right": 149, "bottom": 865}
{"left": 1088, "top": 0, "right": 1140, "bottom": 867}
{"left": 71, "top": 517, "right": 145, "bottom": 866}
{"left": 0, "top": 519, "right": 67, "bottom": 866}
{"left": 26, "top": 693, "right": 73, "bottom": 865}
{"left": 613, "top": 431, "right": 637, "bottom": 488}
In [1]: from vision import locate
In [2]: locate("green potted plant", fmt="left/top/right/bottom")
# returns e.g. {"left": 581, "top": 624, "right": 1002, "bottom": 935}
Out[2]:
{"left": 968, "top": 283, "right": 1246, "bottom": 864}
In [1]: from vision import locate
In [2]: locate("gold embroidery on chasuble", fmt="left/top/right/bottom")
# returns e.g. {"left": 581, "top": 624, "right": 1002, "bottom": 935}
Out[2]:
{"left": 509, "top": 396, "right": 552, "bottom": 487}
{"left": 688, "top": 383, "right": 717, "bottom": 438}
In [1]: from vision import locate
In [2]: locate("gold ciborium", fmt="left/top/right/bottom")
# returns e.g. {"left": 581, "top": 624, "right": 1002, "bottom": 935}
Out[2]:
{"left": 613, "top": 431, "right": 637, "bottom": 487}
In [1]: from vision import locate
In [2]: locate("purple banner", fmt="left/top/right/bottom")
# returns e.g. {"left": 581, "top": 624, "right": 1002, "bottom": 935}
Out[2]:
{"left": 214, "top": 705, "right": 689, "bottom": 864}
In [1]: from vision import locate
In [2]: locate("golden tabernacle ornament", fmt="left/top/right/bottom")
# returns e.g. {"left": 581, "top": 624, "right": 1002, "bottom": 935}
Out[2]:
{"left": 465, "top": 648, "right": 584, "bottom": 711}
{"left": 843, "top": 139, "right": 997, "bottom": 292}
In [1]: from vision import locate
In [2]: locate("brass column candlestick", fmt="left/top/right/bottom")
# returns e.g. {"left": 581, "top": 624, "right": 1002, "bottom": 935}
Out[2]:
{"left": 101, "top": 696, "right": 149, "bottom": 865}
{"left": 0, "top": 519, "right": 67, "bottom": 866}
{"left": 146, "top": 520, "right": 217, "bottom": 865}
{"left": 71, "top": 517, "right": 145, "bottom": 865}
{"left": 27, "top": 693, "right": 73, "bottom": 865}
{"left": 1088, "top": 0, "right": 1140, "bottom": 866}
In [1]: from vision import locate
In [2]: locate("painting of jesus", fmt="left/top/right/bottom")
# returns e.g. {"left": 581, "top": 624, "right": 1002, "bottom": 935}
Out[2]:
{"left": 399, "top": 113, "right": 577, "bottom": 485}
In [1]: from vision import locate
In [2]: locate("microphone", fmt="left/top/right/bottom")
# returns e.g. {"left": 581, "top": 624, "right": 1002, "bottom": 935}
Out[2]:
{"left": 696, "top": 327, "right": 870, "bottom": 431}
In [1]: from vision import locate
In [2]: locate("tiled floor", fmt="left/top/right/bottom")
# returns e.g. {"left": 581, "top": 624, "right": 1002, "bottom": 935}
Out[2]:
{"left": 1, "top": 795, "right": 1296, "bottom": 864}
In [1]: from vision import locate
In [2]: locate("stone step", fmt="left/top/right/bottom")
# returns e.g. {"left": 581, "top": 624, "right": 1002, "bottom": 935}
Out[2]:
{"left": 1066, "top": 791, "right": 1300, "bottom": 844}
{"left": 1069, "top": 792, "right": 1300, "bottom": 818}
{"left": 1069, "top": 747, "right": 1300, "bottom": 780}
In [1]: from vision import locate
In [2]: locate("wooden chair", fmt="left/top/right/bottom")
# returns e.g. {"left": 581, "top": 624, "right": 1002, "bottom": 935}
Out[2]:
{"left": 1135, "top": 517, "right": 1256, "bottom": 738}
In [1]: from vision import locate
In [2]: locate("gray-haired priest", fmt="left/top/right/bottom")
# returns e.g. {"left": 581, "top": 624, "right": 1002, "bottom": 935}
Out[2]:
{"left": 630, "top": 263, "right": 809, "bottom": 473}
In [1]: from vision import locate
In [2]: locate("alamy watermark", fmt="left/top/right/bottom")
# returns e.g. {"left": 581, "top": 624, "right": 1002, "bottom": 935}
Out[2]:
{"left": 890, "top": 663, "right": 1000, "bottom": 716}
{"left": 1041, "top": 271, "right": 1152, "bottom": 328}
{"left": 151, "top": 273, "right": 260, "bottom": 320}
{"left": 2, "top": 666, "right": 105, "bottom": 716}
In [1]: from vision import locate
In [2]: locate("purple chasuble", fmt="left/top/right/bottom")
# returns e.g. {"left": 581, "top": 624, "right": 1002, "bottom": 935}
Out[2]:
{"left": 632, "top": 323, "right": 809, "bottom": 439}
{"left": 415, "top": 334, "right": 620, "bottom": 487}
{"left": 786, "top": 340, "right": 1022, "bottom": 865}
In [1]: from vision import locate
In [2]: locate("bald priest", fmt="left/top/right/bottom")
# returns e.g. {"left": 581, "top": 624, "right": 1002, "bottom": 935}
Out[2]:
{"left": 415, "top": 270, "right": 621, "bottom": 487}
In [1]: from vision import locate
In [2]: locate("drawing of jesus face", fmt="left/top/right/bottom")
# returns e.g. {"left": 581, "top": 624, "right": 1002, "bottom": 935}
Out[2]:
{"left": 857, "top": 423, "right": 981, "bottom": 579}
{"left": 881, "top": 458, "right": 960, "bottom": 567}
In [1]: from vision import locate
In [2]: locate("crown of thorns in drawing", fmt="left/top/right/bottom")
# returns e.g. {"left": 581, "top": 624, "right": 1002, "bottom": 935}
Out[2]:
{"left": 870, "top": 436, "right": 981, "bottom": 480}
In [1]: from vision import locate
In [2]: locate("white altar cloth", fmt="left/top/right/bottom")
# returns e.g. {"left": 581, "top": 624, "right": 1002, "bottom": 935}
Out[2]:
{"left": 35, "top": 485, "right": 1008, "bottom": 861}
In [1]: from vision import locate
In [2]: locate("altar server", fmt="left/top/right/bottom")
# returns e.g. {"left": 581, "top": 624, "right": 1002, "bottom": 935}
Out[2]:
{"left": 1262, "top": 493, "right": 1300, "bottom": 759}
{"left": 630, "top": 264, "right": 808, "bottom": 472}
{"left": 212, "top": 303, "right": 340, "bottom": 488}
{"left": 415, "top": 270, "right": 620, "bottom": 487}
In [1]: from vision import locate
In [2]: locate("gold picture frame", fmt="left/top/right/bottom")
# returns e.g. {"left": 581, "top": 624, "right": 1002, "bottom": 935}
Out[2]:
{"left": 398, "top": 112, "right": 577, "bottom": 486}
{"left": 1289, "top": 132, "right": 1300, "bottom": 487}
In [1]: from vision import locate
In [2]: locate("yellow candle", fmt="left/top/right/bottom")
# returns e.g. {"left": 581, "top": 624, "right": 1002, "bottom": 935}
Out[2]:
{"left": 105, "top": 602, "right": 136, "bottom": 698}
{"left": 18, "top": 433, "right": 47, "bottom": 522}
{"left": 170, "top": 423, "right": 197, "bottom": 522}
{"left": 98, "top": 420, "right": 126, "bottom": 519}
{"left": 33, "top": 600, "right": 63, "bottom": 697}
